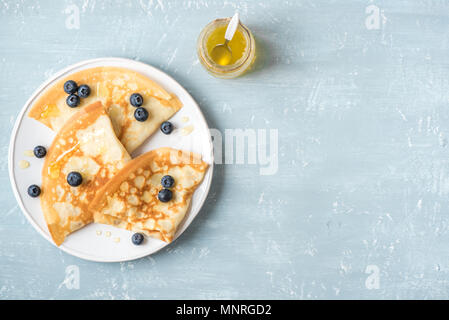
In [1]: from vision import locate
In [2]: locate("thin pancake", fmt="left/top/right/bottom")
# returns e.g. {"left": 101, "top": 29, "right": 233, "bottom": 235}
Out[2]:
{"left": 28, "top": 66, "right": 182, "bottom": 153}
{"left": 41, "top": 101, "right": 131, "bottom": 245}
{"left": 89, "top": 148, "right": 209, "bottom": 242}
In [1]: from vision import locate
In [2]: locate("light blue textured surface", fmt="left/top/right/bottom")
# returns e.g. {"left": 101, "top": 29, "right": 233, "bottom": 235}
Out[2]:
{"left": 2, "top": 0, "right": 449, "bottom": 299}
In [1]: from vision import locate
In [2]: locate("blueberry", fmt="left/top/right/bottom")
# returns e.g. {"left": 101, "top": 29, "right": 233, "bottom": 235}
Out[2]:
{"left": 77, "top": 84, "right": 90, "bottom": 98}
{"left": 66, "top": 94, "right": 80, "bottom": 108}
{"left": 67, "top": 171, "right": 83, "bottom": 187}
{"left": 134, "top": 107, "right": 149, "bottom": 122}
{"left": 131, "top": 233, "right": 144, "bottom": 245}
{"left": 33, "top": 145, "right": 47, "bottom": 158}
{"left": 27, "top": 184, "right": 41, "bottom": 197}
{"left": 160, "top": 121, "right": 173, "bottom": 135}
{"left": 63, "top": 80, "right": 78, "bottom": 94}
{"left": 158, "top": 189, "right": 173, "bottom": 202}
{"left": 130, "top": 93, "right": 143, "bottom": 107}
{"left": 161, "top": 175, "right": 174, "bottom": 188}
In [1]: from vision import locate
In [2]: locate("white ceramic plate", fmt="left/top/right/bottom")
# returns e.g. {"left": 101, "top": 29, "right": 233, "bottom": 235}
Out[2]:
{"left": 8, "top": 58, "right": 214, "bottom": 262}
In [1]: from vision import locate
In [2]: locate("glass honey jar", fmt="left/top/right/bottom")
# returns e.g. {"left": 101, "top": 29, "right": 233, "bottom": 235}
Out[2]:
{"left": 197, "top": 18, "right": 256, "bottom": 79}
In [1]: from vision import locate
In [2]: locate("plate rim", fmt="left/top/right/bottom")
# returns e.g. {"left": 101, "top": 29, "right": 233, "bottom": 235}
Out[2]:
{"left": 8, "top": 57, "right": 214, "bottom": 262}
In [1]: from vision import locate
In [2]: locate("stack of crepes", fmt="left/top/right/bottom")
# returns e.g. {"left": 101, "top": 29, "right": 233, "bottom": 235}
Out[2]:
{"left": 28, "top": 66, "right": 209, "bottom": 246}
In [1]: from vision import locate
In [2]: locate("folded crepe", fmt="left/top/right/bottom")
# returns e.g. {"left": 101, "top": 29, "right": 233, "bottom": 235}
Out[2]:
{"left": 41, "top": 101, "right": 131, "bottom": 245}
{"left": 89, "top": 148, "right": 209, "bottom": 242}
{"left": 28, "top": 66, "right": 182, "bottom": 153}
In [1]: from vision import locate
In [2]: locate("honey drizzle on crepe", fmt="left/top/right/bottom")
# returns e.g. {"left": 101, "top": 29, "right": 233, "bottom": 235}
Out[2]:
{"left": 89, "top": 148, "right": 208, "bottom": 243}
{"left": 40, "top": 102, "right": 131, "bottom": 246}
{"left": 28, "top": 66, "right": 183, "bottom": 154}
{"left": 48, "top": 142, "right": 80, "bottom": 179}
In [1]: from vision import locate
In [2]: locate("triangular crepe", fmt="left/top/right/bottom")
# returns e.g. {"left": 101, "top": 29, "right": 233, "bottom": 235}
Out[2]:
{"left": 41, "top": 101, "right": 131, "bottom": 245}
{"left": 89, "top": 148, "right": 209, "bottom": 242}
{"left": 28, "top": 66, "right": 182, "bottom": 153}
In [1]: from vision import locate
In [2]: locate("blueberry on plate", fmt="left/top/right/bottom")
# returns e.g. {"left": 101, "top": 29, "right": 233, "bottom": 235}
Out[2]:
{"left": 132, "top": 233, "right": 144, "bottom": 245}
{"left": 130, "top": 93, "right": 143, "bottom": 107}
{"left": 161, "top": 175, "right": 174, "bottom": 188}
{"left": 77, "top": 84, "right": 90, "bottom": 98}
{"left": 158, "top": 189, "right": 173, "bottom": 202}
{"left": 63, "top": 80, "right": 78, "bottom": 94}
{"left": 66, "top": 94, "right": 80, "bottom": 108}
{"left": 134, "top": 107, "right": 149, "bottom": 122}
{"left": 160, "top": 121, "right": 173, "bottom": 134}
{"left": 33, "top": 145, "right": 47, "bottom": 158}
{"left": 27, "top": 184, "right": 41, "bottom": 197}
{"left": 67, "top": 171, "right": 83, "bottom": 187}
